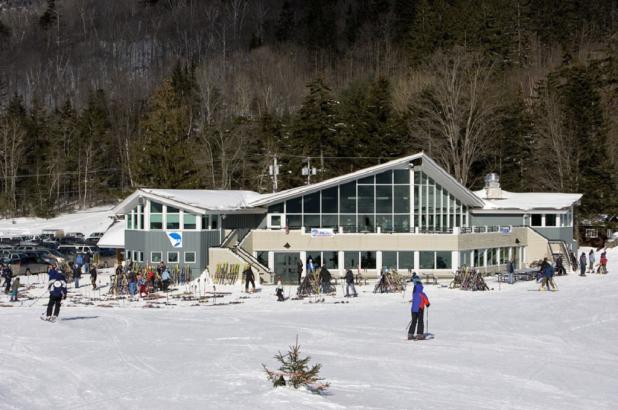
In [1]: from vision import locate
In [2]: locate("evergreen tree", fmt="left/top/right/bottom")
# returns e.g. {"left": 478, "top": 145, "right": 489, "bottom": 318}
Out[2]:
{"left": 135, "top": 79, "right": 199, "bottom": 188}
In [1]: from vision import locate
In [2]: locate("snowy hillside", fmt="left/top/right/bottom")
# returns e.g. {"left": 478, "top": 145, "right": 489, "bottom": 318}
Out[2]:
{"left": 0, "top": 206, "right": 116, "bottom": 237}
{"left": 0, "top": 248, "right": 617, "bottom": 410}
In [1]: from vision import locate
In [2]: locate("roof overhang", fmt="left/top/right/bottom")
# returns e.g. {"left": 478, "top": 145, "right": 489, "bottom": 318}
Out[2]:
{"left": 113, "top": 189, "right": 267, "bottom": 216}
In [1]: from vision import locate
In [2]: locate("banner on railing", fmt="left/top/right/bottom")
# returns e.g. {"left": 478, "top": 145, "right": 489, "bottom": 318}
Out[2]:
{"left": 310, "top": 228, "right": 334, "bottom": 238}
{"left": 499, "top": 226, "right": 512, "bottom": 235}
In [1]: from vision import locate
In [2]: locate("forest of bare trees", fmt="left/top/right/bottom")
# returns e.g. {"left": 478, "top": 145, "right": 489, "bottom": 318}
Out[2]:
{"left": 0, "top": 0, "right": 616, "bottom": 218}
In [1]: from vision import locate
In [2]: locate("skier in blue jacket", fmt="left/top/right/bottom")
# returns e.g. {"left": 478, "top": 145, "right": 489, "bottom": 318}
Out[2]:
{"left": 45, "top": 267, "right": 67, "bottom": 322}
{"left": 408, "top": 279, "right": 430, "bottom": 340}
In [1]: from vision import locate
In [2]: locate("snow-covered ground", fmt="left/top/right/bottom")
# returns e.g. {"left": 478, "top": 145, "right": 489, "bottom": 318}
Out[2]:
{"left": 0, "top": 206, "right": 115, "bottom": 238}
{"left": 1, "top": 247, "right": 617, "bottom": 410}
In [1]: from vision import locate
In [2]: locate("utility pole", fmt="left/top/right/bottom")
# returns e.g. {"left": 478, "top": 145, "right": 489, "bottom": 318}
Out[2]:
{"left": 268, "top": 155, "right": 279, "bottom": 192}
{"left": 301, "top": 157, "right": 317, "bottom": 185}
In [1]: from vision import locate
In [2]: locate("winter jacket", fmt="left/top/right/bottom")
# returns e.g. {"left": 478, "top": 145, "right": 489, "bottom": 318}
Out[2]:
{"left": 48, "top": 276, "right": 67, "bottom": 298}
{"left": 543, "top": 264, "right": 555, "bottom": 278}
{"left": 579, "top": 254, "right": 587, "bottom": 268}
{"left": 10, "top": 279, "right": 19, "bottom": 293}
{"left": 589, "top": 253, "right": 595, "bottom": 263}
{"left": 319, "top": 267, "right": 331, "bottom": 283}
{"left": 1, "top": 266, "right": 12, "bottom": 279}
{"left": 600, "top": 253, "right": 608, "bottom": 266}
{"left": 506, "top": 261, "right": 515, "bottom": 274}
{"left": 345, "top": 269, "right": 354, "bottom": 284}
{"left": 244, "top": 268, "right": 255, "bottom": 282}
{"left": 75, "top": 254, "right": 84, "bottom": 266}
{"left": 411, "top": 283, "right": 430, "bottom": 313}
{"left": 161, "top": 270, "right": 171, "bottom": 281}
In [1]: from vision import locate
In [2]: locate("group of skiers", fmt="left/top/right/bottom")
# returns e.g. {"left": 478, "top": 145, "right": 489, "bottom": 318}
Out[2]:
{"left": 578, "top": 249, "right": 609, "bottom": 276}
{"left": 2, "top": 263, "right": 20, "bottom": 302}
{"left": 72, "top": 252, "right": 97, "bottom": 290}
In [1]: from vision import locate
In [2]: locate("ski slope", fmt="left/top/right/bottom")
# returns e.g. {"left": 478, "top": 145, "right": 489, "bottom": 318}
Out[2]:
{"left": 1, "top": 248, "right": 617, "bottom": 410}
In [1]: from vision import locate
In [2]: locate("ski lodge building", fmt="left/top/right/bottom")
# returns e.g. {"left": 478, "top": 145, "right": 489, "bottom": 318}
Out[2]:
{"left": 109, "top": 153, "right": 582, "bottom": 283}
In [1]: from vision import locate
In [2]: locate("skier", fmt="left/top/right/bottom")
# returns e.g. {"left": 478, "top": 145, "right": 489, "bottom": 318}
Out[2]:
{"left": 344, "top": 268, "right": 358, "bottom": 297}
{"left": 539, "top": 259, "right": 556, "bottom": 291}
{"left": 1, "top": 263, "right": 12, "bottom": 294}
{"left": 9, "top": 276, "right": 19, "bottom": 302}
{"left": 408, "top": 278, "right": 430, "bottom": 340}
{"left": 600, "top": 251, "right": 608, "bottom": 274}
{"left": 579, "top": 252, "right": 587, "bottom": 276}
{"left": 275, "top": 276, "right": 285, "bottom": 301}
{"left": 243, "top": 266, "right": 255, "bottom": 293}
{"left": 588, "top": 250, "right": 595, "bottom": 273}
{"left": 506, "top": 258, "right": 515, "bottom": 283}
{"left": 44, "top": 268, "right": 67, "bottom": 321}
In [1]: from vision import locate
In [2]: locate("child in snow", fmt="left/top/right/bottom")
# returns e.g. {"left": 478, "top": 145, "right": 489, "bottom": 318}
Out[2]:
{"left": 275, "top": 277, "right": 285, "bottom": 301}
{"left": 90, "top": 266, "right": 97, "bottom": 290}
{"left": 600, "top": 251, "right": 608, "bottom": 274}
{"left": 9, "top": 276, "right": 20, "bottom": 302}
{"left": 408, "top": 278, "right": 430, "bottom": 340}
{"left": 137, "top": 273, "right": 147, "bottom": 297}
{"left": 579, "top": 253, "right": 587, "bottom": 277}
{"left": 588, "top": 250, "right": 595, "bottom": 273}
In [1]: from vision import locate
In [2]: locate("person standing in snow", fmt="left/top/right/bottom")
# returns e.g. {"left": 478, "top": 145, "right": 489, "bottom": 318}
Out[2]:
{"left": 600, "top": 251, "right": 608, "bottom": 274}
{"left": 318, "top": 265, "right": 332, "bottom": 294}
{"left": 344, "top": 268, "right": 358, "bottom": 297}
{"left": 275, "top": 276, "right": 285, "bottom": 301}
{"left": 555, "top": 256, "right": 565, "bottom": 276}
{"left": 127, "top": 269, "right": 136, "bottom": 296}
{"left": 307, "top": 257, "right": 314, "bottom": 274}
{"left": 45, "top": 268, "right": 67, "bottom": 321}
{"left": 539, "top": 259, "right": 556, "bottom": 291}
{"left": 9, "top": 276, "right": 20, "bottom": 302}
{"left": 161, "top": 268, "right": 171, "bottom": 291}
{"left": 579, "top": 252, "right": 587, "bottom": 277}
{"left": 588, "top": 250, "right": 595, "bottom": 273}
{"left": 408, "top": 278, "right": 430, "bottom": 340}
{"left": 2, "top": 263, "right": 13, "bottom": 294}
{"left": 243, "top": 266, "right": 255, "bottom": 293}
{"left": 90, "top": 266, "right": 97, "bottom": 290}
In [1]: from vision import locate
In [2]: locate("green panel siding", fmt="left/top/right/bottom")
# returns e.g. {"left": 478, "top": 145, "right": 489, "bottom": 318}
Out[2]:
{"left": 470, "top": 214, "right": 523, "bottom": 227}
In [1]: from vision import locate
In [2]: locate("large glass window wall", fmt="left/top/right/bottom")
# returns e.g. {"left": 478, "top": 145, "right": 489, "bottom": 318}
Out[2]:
{"left": 271, "top": 169, "right": 466, "bottom": 233}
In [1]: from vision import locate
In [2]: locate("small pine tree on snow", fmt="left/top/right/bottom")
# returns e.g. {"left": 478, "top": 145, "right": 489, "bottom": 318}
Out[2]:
{"left": 263, "top": 336, "right": 329, "bottom": 394}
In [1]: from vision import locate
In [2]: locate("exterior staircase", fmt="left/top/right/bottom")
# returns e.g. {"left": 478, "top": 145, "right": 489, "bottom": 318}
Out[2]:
{"left": 548, "top": 240, "right": 577, "bottom": 272}
{"left": 221, "top": 229, "right": 273, "bottom": 283}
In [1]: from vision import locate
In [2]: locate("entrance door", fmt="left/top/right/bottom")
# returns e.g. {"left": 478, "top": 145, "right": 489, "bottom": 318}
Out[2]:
{"left": 274, "top": 252, "right": 301, "bottom": 285}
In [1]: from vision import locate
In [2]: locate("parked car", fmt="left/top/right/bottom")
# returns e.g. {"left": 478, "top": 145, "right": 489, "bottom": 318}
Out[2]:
{"left": 57, "top": 245, "right": 78, "bottom": 258}
{"left": 2, "top": 254, "right": 51, "bottom": 275}
{"left": 65, "top": 232, "right": 85, "bottom": 240}
{"left": 76, "top": 245, "right": 98, "bottom": 255}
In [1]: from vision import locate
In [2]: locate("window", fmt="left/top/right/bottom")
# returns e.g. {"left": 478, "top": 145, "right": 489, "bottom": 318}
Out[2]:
{"left": 211, "top": 215, "right": 218, "bottom": 230}
{"left": 420, "top": 251, "right": 434, "bottom": 269}
{"left": 183, "top": 213, "right": 197, "bottom": 230}
{"left": 361, "top": 251, "right": 376, "bottom": 269}
{"left": 376, "top": 215, "right": 392, "bottom": 232}
{"left": 321, "top": 215, "right": 337, "bottom": 228}
{"left": 201, "top": 215, "right": 210, "bottom": 230}
{"left": 358, "top": 185, "right": 374, "bottom": 213}
{"left": 394, "top": 215, "right": 410, "bottom": 232}
{"left": 359, "top": 215, "right": 374, "bottom": 232}
{"left": 394, "top": 185, "right": 410, "bottom": 213}
{"left": 151, "top": 252, "right": 162, "bottom": 263}
{"left": 269, "top": 215, "right": 282, "bottom": 228}
{"left": 585, "top": 229, "right": 598, "bottom": 239}
{"left": 168, "top": 252, "right": 179, "bottom": 263}
{"left": 460, "top": 251, "right": 470, "bottom": 267}
{"left": 127, "top": 212, "right": 133, "bottom": 229}
{"left": 339, "top": 182, "right": 357, "bottom": 213}
{"left": 474, "top": 249, "right": 485, "bottom": 267}
{"left": 184, "top": 252, "right": 196, "bottom": 263}
{"left": 358, "top": 175, "right": 374, "bottom": 184}
{"left": 286, "top": 197, "right": 302, "bottom": 213}
{"left": 376, "top": 185, "right": 392, "bottom": 213}
{"left": 376, "top": 170, "right": 392, "bottom": 184}
{"left": 287, "top": 215, "right": 302, "bottom": 229}
{"left": 382, "top": 251, "right": 397, "bottom": 270}
{"left": 322, "top": 251, "right": 338, "bottom": 270}
{"left": 303, "top": 215, "right": 320, "bottom": 229}
{"left": 399, "top": 252, "right": 414, "bottom": 271}
{"left": 436, "top": 251, "right": 451, "bottom": 269}
{"left": 340, "top": 214, "right": 356, "bottom": 233}
{"left": 545, "top": 214, "right": 557, "bottom": 227}
{"left": 150, "top": 202, "right": 163, "bottom": 229}
{"left": 136, "top": 251, "right": 144, "bottom": 263}
{"left": 166, "top": 207, "right": 180, "bottom": 229}
{"left": 256, "top": 251, "right": 268, "bottom": 267}
{"left": 393, "top": 169, "right": 409, "bottom": 184}
{"left": 531, "top": 214, "right": 542, "bottom": 226}
{"left": 344, "top": 251, "right": 359, "bottom": 270}
{"left": 303, "top": 192, "right": 320, "bottom": 213}
{"left": 321, "top": 187, "right": 338, "bottom": 213}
